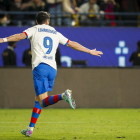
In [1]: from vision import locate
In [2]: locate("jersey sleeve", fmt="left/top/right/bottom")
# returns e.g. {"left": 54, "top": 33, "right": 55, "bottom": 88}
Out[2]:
{"left": 57, "top": 32, "right": 69, "bottom": 46}
{"left": 23, "top": 27, "right": 36, "bottom": 39}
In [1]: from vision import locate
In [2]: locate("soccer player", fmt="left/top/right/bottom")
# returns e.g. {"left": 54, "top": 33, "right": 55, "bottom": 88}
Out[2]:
{"left": 0, "top": 11, "right": 103, "bottom": 137}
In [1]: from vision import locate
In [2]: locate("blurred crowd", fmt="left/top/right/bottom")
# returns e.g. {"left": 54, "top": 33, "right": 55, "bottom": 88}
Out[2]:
{"left": 0, "top": 0, "right": 140, "bottom": 26}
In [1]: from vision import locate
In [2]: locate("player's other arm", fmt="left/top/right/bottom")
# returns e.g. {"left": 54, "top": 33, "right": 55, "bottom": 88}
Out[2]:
{"left": 0, "top": 33, "right": 26, "bottom": 43}
{"left": 67, "top": 41, "right": 103, "bottom": 57}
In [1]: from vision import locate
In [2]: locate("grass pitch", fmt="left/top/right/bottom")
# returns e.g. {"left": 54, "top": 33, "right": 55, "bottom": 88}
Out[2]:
{"left": 0, "top": 109, "right": 140, "bottom": 140}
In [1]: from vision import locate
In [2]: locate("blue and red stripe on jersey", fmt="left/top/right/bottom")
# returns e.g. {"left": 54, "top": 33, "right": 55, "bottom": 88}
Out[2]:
{"left": 23, "top": 32, "right": 28, "bottom": 39}
{"left": 64, "top": 40, "right": 69, "bottom": 46}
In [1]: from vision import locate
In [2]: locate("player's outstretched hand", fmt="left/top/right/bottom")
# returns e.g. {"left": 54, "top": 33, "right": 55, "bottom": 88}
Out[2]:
{"left": 0, "top": 39, "right": 4, "bottom": 43}
{"left": 89, "top": 48, "right": 103, "bottom": 57}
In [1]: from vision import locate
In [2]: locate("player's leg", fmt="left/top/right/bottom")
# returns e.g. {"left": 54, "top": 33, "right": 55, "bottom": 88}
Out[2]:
{"left": 21, "top": 63, "right": 76, "bottom": 137}
{"left": 28, "top": 95, "right": 44, "bottom": 129}
{"left": 21, "top": 64, "right": 58, "bottom": 137}
{"left": 36, "top": 90, "right": 76, "bottom": 109}
{"left": 21, "top": 90, "right": 76, "bottom": 137}
{"left": 37, "top": 92, "right": 63, "bottom": 107}
{"left": 21, "top": 64, "right": 47, "bottom": 137}
{"left": 33, "top": 65, "right": 65, "bottom": 107}
{"left": 32, "top": 63, "right": 76, "bottom": 109}
{"left": 21, "top": 91, "right": 63, "bottom": 137}
{"left": 21, "top": 95, "right": 43, "bottom": 137}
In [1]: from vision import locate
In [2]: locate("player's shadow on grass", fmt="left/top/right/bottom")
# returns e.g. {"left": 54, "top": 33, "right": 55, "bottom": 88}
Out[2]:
{"left": 13, "top": 136, "right": 51, "bottom": 140}
{"left": 14, "top": 136, "right": 96, "bottom": 140}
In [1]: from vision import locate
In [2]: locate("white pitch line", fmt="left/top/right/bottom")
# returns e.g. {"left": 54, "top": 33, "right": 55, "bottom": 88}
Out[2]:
{"left": 0, "top": 122, "right": 87, "bottom": 123}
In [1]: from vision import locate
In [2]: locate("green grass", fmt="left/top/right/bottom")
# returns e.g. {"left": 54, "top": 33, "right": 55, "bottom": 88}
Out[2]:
{"left": 0, "top": 109, "right": 140, "bottom": 140}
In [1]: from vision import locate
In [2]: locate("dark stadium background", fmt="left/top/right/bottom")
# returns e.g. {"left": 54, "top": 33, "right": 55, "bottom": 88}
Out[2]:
{"left": 0, "top": 27, "right": 139, "bottom": 67}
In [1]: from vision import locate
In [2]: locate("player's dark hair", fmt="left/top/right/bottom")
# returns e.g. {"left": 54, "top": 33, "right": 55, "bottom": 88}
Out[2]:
{"left": 8, "top": 42, "right": 16, "bottom": 47}
{"left": 35, "top": 11, "right": 50, "bottom": 24}
{"left": 137, "top": 41, "right": 140, "bottom": 48}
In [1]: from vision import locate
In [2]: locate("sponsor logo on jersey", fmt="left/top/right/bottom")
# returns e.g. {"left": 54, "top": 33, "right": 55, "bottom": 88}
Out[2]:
{"left": 38, "top": 28, "right": 57, "bottom": 34}
{"left": 43, "top": 56, "right": 53, "bottom": 60}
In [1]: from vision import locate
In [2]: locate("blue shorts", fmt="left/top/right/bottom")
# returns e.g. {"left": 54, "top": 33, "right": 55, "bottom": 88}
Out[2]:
{"left": 33, "top": 63, "right": 57, "bottom": 96}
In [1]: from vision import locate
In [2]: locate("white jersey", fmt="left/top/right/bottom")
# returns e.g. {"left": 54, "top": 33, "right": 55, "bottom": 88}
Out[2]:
{"left": 23, "top": 24, "right": 69, "bottom": 70}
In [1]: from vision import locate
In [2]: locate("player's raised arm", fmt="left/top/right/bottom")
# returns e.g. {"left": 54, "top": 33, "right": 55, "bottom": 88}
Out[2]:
{"left": 67, "top": 41, "right": 103, "bottom": 57}
{"left": 0, "top": 32, "right": 26, "bottom": 43}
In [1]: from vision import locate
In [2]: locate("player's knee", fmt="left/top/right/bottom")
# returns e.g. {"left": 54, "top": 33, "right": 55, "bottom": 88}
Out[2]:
{"left": 36, "top": 92, "right": 48, "bottom": 107}
{"left": 40, "top": 103, "right": 44, "bottom": 108}
{"left": 38, "top": 100, "right": 44, "bottom": 108}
